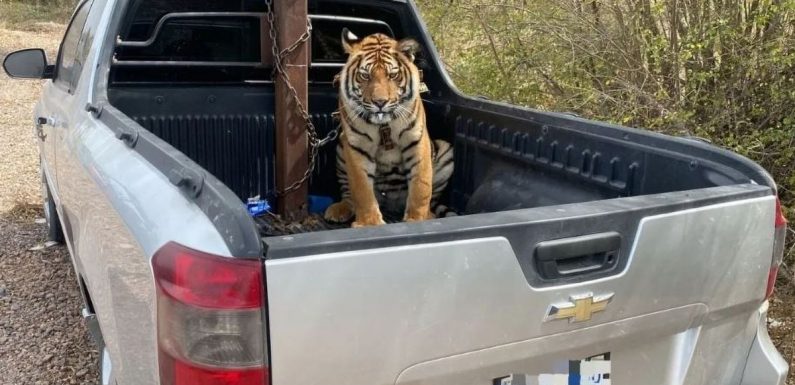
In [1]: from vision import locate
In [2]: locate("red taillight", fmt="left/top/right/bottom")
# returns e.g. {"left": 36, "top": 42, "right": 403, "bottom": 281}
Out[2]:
{"left": 153, "top": 242, "right": 269, "bottom": 385}
{"left": 766, "top": 197, "right": 787, "bottom": 299}
{"left": 774, "top": 198, "right": 788, "bottom": 228}
{"left": 765, "top": 265, "right": 780, "bottom": 300}
{"left": 160, "top": 352, "right": 269, "bottom": 385}
{"left": 154, "top": 242, "right": 262, "bottom": 309}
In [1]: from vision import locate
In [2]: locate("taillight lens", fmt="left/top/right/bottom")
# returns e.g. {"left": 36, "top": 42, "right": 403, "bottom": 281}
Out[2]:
{"left": 153, "top": 242, "right": 269, "bottom": 385}
{"left": 766, "top": 197, "right": 787, "bottom": 299}
{"left": 775, "top": 198, "right": 788, "bottom": 228}
{"left": 765, "top": 265, "right": 780, "bottom": 300}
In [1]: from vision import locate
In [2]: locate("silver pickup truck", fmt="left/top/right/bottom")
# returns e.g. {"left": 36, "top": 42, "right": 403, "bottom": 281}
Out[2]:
{"left": 3, "top": 0, "right": 789, "bottom": 384}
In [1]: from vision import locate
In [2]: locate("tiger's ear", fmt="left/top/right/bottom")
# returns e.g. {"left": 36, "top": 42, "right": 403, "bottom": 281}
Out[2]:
{"left": 341, "top": 28, "right": 361, "bottom": 54}
{"left": 398, "top": 38, "right": 420, "bottom": 62}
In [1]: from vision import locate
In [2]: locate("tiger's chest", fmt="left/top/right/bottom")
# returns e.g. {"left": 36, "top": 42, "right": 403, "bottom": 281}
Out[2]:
{"left": 375, "top": 123, "right": 418, "bottom": 168}
{"left": 373, "top": 146, "right": 409, "bottom": 212}
{"left": 375, "top": 147, "right": 406, "bottom": 173}
{"left": 345, "top": 118, "right": 420, "bottom": 165}
{"left": 344, "top": 115, "right": 424, "bottom": 213}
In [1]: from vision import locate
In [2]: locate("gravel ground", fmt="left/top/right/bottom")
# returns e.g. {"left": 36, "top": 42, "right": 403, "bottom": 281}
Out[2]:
{"left": 0, "top": 23, "right": 99, "bottom": 385}
{"left": 0, "top": 22, "right": 62, "bottom": 213}
{"left": 0, "top": 205, "right": 99, "bottom": 385}
{"left": 0, "top": 20, "right": 792, "bottom": 385}
{"left": 770, "top": 282, "right": 795, "bottom": 383}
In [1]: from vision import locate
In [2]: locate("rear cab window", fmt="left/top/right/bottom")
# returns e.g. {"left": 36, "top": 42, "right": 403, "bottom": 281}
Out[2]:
{"left": 111, "top": 0, "right": 402, "bottom": 84}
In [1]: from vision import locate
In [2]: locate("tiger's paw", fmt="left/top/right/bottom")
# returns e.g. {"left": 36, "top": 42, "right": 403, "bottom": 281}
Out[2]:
{"left": 324, "top": 201, "right": 355, "bottom": 223}
{"left": 403, "top": 208, "right": 432, "bottom": 222}
{"left": 352, "top": 209, "right": 386, "bottom": 227}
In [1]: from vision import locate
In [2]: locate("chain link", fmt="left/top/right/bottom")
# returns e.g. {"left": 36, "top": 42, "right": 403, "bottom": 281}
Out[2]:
{"left": 265, "top": 0, "right": 338, "bottom": 196}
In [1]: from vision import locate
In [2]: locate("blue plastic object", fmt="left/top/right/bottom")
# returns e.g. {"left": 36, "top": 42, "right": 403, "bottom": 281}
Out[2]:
{"left": 308, "top": 195, "right": 334, "bottom": 214}
{"left": 246, "top": 197, "right": 271, "bottom": 217}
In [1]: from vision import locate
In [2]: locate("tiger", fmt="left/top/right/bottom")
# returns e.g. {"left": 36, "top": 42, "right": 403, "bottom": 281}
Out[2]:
{"left": 324, "top": 29, "right": 454, "bottom": 227}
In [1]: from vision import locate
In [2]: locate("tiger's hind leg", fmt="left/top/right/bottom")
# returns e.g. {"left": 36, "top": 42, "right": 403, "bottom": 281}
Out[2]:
{"left": 431, "top": 139, "right": 455, "bottom": 217}
{"left": 403, "top": 132, "right": 434, "bottom": 222}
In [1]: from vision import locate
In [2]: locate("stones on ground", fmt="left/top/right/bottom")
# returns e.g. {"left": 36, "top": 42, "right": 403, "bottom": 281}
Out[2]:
{"left": 768, "top": 318, "right": 784, "bottom": 328}
{"left": 1, "top": 211, "right": 98, "bottom": 384}
{"left": 28, "top": 240, "right": 59, "bottom": 251}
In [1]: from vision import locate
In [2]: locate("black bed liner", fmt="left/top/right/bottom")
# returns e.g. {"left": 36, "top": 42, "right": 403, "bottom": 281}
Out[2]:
{"left": 108, "top": 84, "right": 773, "bottom": 211}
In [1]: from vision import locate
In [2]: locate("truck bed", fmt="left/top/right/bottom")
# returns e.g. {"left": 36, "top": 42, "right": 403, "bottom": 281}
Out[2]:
{"left": 108, "top": 83, "right": 770, "bottom": 235}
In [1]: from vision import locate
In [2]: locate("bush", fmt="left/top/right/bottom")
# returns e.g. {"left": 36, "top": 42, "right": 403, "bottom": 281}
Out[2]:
{"left": 418, "top": 0, "right": 795, "bottom": 269}
{"left": 0, "top": 0, "right": 77, "bottom": 27}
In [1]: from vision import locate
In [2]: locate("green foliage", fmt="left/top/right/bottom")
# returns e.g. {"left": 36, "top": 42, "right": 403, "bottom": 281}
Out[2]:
{"left": 418, "top": 0, "right": 795, "bottom": 266}
{"left": 0, "top": 0, "right": 77, "bottom": 27}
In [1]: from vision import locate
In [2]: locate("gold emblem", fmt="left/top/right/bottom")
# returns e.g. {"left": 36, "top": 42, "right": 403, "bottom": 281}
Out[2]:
{"left": 545, "top": 292, "right": 614, "bottom": 323}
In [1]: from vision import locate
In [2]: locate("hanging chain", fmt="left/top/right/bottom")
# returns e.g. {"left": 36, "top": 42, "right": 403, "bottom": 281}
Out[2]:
{"left": 265, "top": 0, "right": 338, "bottom": 196}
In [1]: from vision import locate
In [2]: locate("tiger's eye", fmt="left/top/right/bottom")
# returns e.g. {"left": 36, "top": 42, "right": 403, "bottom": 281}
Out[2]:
{"left": 389, "top": 72, "right": 399, "bottom": 80}
{"left": 359, "top": 71, "right": 370, "bottom": 81}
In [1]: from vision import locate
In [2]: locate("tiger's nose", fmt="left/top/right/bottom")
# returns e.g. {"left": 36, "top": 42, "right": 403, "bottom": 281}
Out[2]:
{"left": 373, "top": 99, "right": 388, "bottom": 108}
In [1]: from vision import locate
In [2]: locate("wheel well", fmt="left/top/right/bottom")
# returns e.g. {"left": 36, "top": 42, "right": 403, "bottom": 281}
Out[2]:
{"left": 79, "top": 275, "right": 96, "bottom": 314}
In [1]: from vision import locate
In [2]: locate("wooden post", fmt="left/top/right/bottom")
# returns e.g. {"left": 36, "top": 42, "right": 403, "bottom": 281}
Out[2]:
{"left": 274, "top": 0, "right": 309, "bottom": 221}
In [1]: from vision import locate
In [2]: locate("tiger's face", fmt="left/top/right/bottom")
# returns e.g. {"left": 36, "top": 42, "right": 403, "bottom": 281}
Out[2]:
{"left": 339, "top": 29, "right": 421, "bottom": 125}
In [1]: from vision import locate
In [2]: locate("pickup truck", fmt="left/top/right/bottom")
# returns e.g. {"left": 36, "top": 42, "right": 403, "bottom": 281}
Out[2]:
{"left": 3, "top": 0, "right": 789, "bottom": 384}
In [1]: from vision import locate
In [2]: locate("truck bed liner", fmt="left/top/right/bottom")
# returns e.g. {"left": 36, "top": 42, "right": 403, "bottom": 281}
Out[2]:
{"left": 109, "top": 85, "right": 772, "bottom": 236}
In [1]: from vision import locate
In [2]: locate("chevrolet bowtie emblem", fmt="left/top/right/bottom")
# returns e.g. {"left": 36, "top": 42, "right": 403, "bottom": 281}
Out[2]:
{"left": 545, "top": 292, "right": 614, "bottom": 323}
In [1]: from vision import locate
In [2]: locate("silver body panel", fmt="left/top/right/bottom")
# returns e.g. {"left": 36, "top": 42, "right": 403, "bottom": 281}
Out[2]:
{"left": 266, "top": 197, "right": 779, "bottom": 385}
{"left": 36, "top": 0, "right": 232, "bottom": 383}
{"left": 740, "top": 302, "right": 789, "bottom": 385}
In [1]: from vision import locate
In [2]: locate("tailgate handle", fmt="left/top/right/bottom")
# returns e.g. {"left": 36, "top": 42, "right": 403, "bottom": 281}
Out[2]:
{"left": 534, "top": 232, "right": 621, "bottom": 280}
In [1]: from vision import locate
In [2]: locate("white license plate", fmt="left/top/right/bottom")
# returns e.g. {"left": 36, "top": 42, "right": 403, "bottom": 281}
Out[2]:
{"left": 495, "top": 353, "right": 611, "bottom": 385}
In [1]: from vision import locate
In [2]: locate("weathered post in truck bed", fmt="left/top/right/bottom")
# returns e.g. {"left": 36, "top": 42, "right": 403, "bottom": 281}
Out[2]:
{"left": 274, "top": 0, "right": 310, "bottom": 220}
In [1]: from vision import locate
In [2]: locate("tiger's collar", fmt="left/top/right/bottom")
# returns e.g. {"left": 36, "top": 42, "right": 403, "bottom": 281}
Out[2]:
{"left": 380, "top": 125, "right": 395, "bottom": 150}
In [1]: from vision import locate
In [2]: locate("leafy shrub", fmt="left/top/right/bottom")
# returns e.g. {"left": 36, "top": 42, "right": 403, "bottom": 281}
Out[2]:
{"left": 0, "top": 0, "right": 77, "bottom": 27}
{"left": 418, "top": 0, "right": 795, "bottom": 269}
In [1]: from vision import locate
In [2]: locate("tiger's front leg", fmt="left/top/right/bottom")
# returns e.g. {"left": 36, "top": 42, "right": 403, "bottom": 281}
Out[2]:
{"left": 342, "top": 139, "right": 386, "bottom": 227}
{"left": 404, "top": 133, "right": 433, "bottom": 222}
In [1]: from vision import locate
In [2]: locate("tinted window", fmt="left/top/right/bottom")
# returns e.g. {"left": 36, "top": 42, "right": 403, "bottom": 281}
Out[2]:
{"left": 112, "top": 0, "right": 402, "bottom": 83}
{"left": 117, "top": 17, "right": 261, "bottom": 62}
{"left": 55, "top": 0, "right": 94, "bottom": 92}
{"left": 117, "top": 17, "right": 391, "bottom": 64}
{"left": 120, "top": 0, "right": 266, "bottom": 41}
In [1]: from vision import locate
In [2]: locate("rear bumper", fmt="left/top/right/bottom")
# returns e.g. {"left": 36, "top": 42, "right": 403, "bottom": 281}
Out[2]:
{"left": 740, "top": 301, "right": 788, "bottom": 385}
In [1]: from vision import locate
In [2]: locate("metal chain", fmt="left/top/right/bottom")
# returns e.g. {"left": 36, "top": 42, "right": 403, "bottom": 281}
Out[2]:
{"left": 265, "top": 0, "right": 338, "bottom": 196}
